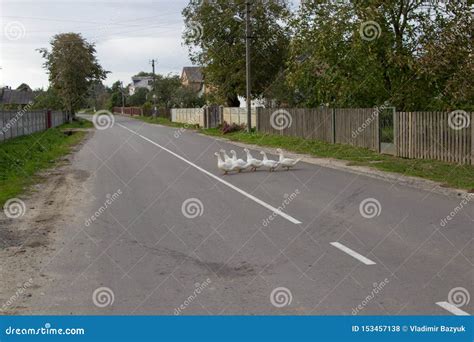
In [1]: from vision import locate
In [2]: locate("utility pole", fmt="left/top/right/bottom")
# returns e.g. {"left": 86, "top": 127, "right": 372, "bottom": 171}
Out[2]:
{"left": 120, "top": 81, "right": 125, "bottom": 115}
{"left": 245, "top": 1, "right": 252, "bottom": 133}
{"left": 150, "top": 59, "right": 157, "bottom": 118}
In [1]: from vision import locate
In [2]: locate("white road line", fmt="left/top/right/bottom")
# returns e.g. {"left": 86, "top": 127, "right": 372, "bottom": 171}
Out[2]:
{"left": 117, "top": 123, "right": 302, "bottom": 225}
{"left": 435, "top": 302, "right": 470, "bottom": 316}
{"left": 330, "top": 242, "right": 376, "bottom": 265}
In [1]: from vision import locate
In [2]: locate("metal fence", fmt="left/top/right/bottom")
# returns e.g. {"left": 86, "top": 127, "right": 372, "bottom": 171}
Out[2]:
{"left": 0, "top": 110, "right": 66, "bottom": 143}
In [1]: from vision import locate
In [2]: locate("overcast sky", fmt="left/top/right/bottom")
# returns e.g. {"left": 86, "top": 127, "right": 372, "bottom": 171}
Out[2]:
{"left": 0, "top": 0, "right": 194, "bottom": 89}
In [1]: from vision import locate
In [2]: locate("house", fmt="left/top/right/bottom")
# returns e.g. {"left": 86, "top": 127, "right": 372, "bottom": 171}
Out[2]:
{"left": 180, "top": 66, "right": 206, "bottom": 97}
{"left": 129, "top": 76, "right": 154, "bottom": 96}
{"left": 0, "top": 87, "right": 36, "bottom": 107}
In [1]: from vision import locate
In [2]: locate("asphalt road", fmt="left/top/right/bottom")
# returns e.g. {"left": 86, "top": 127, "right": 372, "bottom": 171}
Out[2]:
{"left": 30, "top": 114, "right": 473, "bottom": 315}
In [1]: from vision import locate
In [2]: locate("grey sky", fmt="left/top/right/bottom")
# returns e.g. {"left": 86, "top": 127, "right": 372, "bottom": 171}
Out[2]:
{"left": 0, "top": 0, "right": 192, "bottom": 89}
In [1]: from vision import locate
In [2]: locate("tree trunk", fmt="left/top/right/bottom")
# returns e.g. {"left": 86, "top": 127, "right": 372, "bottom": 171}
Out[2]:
{"left": 226, "top": 94, "right": 240, "bottom": 107}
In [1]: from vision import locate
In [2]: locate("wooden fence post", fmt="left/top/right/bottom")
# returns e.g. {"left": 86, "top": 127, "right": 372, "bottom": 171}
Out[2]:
{"left": 256, "top": 107, "right": 261, "bottom": 132}
{"left": 331, "top": 108, "right": 336, "bottom": 144}
{"left": 374, "top": 108, "right": 381, "bottom": 153}
{"left": 471, "top": 112, "right": 474, "bottom": 165}
{"left": 47, "top": 110, "right": 52, "bottom": 129}
{"left": 219, "top": 106, "right": 224, "bottom": 126}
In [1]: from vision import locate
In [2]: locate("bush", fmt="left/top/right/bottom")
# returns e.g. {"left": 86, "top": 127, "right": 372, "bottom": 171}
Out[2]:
{"left": 220, "top": 121, "right": 246, "bottom": 134}
{"left": 142, "top": 102, "right": 152, "bottom": 116}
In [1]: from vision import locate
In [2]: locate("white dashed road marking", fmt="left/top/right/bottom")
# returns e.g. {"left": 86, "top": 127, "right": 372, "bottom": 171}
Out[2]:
{"left": 330, "top": 242, "right": 376, "bottom": 265}
{"left": 435, "top": 302, "right": 470, "bottom": 316}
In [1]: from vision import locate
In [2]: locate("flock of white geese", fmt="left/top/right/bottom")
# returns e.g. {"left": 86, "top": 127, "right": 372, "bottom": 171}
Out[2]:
{"left": 214, "top": 148, "right": 302, "bottom": 174}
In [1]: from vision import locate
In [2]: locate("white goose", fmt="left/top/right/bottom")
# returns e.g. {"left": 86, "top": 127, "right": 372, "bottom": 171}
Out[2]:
{"left": 260, "top": 151, "right": 279, "bottom": 172}
{"left": 230, "top": 150, "right": 249, "bottom": 172}
{"left": 244, "top": 148, "right": 263, "bottom": 172}
{"left": 215, "top": 152, "right": 236, "bottom": 175}
{"left": 276, "top": 148, "right": 302, "bottom": 171}
{"left": 220, "top": 149, "right": 232, "bottom": 163}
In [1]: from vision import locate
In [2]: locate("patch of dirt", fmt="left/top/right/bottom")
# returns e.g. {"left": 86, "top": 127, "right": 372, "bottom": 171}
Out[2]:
{"left": 0, "top": 133, "right": 91, "bottom": 315}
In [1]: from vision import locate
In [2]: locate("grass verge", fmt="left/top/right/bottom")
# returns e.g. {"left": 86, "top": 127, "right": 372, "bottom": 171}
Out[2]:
{"left": 61, "top": 117, "right": 94, "bottom": 129}
{"left": 130, "top": 116, "right": 474, "bottom": 191}
{"left": 0, "top": 121, "right": 89, "bottom": 205}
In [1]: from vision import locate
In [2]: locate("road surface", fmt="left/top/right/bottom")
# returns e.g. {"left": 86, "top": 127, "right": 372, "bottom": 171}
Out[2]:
{"left": 26, "top": 114, "right": 474, "bottom": 315}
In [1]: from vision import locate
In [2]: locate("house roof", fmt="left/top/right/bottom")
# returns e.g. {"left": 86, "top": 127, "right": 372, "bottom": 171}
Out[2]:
{"left": 181, "top": 67, "right": 203, "bottom": 83}
{"left": 0, "top": 88, "right": 36, "bottom": 105}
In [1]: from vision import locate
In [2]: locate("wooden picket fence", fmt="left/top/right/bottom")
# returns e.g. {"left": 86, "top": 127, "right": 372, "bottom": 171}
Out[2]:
{"left": 334, "top": 108, "right": 379, "bottom": 151}
{"left": 395, "top": 111, "right": 473, "bottom": 165}
{"left": 168, "top": 106, "right": 473, "bottom": 165}
{"left": 257, "top": 107, "right": 334, "bottom": 143}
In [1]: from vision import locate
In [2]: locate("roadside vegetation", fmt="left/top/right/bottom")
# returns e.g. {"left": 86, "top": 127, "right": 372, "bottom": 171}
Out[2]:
{"left": 0, "top": 120, "right": 91, "bottom": 205}
{"left": 131, "top": 116, "right": 474, "bottom": 191}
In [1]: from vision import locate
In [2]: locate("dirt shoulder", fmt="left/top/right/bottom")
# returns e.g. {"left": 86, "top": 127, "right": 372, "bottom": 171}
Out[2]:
{"left": 0, "top": 132, "right": 92, "bottom": 315}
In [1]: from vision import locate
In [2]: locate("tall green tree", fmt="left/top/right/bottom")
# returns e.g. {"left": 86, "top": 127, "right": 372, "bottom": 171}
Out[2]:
{"left": 182, "top": 0, "right": 291, "bottom": 106}
{"left": 129, "top": 87, "right": 149, "bottom": 106}
{"left": 286, "top": 1, "right": 472, "bottom": 111}
{"left": 154, "top": 74, "right": 181, "bottom": 108}
{"left": 38, "top": 33, "right": 108, "bottom": 120}
{"left": 107, "top": 81, "right": 125, "bottom": 110}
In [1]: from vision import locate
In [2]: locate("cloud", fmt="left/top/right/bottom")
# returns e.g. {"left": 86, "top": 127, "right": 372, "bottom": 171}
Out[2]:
{"left": 0, "top": 0, "right": 191, "bottom": 89}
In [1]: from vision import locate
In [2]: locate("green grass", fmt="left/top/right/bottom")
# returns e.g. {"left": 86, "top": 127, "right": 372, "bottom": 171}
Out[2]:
{"left": 130, "top": 116, "right": 474, "bottom": 191}
{"left": 61, "top": 117, "right": 94, "bottom": 129}
{"left": 0, "top": 125, "right": 88, "bottom": 205}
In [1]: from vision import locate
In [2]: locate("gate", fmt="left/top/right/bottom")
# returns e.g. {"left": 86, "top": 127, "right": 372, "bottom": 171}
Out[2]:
{"left": 204, "top": 105, "right": 221, "bottom": 128}
{"left": 378, "top": 104, "right": 396, "bottom": 155}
